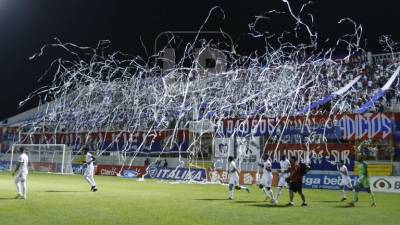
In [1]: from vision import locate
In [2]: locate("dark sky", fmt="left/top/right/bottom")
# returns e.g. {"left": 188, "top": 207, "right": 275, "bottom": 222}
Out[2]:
{"left": 0, "top": 0, "right": 399, "bottom": 120}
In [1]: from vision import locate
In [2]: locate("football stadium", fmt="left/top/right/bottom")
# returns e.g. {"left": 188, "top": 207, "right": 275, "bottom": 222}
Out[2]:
{"left": 1, "top": 1, "right": 400, "bottom": 225}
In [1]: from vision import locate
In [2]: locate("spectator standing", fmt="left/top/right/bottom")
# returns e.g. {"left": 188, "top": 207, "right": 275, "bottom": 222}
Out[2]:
{"left": 163, "top": 159, "right": 168, "bottom": 168}
{"left": 144, "top": 158, "right": 150, "bottom": 169}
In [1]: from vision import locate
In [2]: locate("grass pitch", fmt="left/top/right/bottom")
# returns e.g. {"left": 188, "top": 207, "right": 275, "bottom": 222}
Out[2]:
{"left": 0, "top": 173, "right": 399, "bottom": 225}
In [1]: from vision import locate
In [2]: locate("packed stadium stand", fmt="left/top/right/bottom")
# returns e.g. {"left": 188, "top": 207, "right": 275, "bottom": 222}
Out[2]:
{"left": 1, "top": 51, "right": 400, "bottom": 186}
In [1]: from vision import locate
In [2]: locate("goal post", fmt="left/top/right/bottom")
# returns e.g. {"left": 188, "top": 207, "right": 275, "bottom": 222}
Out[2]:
{"left": 10, "top": 144, "right": 73, "bottom": 175}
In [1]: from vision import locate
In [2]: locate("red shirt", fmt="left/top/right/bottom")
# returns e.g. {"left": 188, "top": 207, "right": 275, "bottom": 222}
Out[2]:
{"left": 290, "top": 163, "right": 302, "bottom": 183}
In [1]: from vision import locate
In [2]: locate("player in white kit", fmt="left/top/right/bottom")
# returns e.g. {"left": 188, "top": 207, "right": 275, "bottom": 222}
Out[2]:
{"left": 12, "top": 147, "right": 29, "bottom": 199}
{"left": 275, "top": 154, "right": 290, "bottom": 203}
{"left": 227, "top": 156, "right": 250, "bottom": 200}
{"left": 337, "top": 160, "right": 353, "bottom": 201}
{"left": 258, "top": 155, "right": 275, "bottom": 203}
{"left": 82, "top": 146, "right": 98, "bottom": 192}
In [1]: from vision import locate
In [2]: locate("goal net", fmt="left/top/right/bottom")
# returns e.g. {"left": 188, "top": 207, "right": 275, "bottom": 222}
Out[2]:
{"left": 10, "top": 144, "right": 73, "bottom": 175}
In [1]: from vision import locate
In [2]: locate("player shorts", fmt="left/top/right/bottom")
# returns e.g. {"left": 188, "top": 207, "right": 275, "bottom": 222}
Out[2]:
{"left": 228, "top": 174, "right": 239, "bottom": 186}
{"left": 339, "top": 176, "right": 353, "bottom": 188}
{"left": 85, "top": 165, "right": 94, "bottom": 178}
{"left": 289, "top": 181, "right": 302, "bottom": 193}
{"left": 356, "top": 176, "right": 370, "bottom": 189}
{"left": 260, "top": 174, "right": 273, "bottom": 188}
{"left": 15, "top": 172, "right": 28, "bottom": 182}
{"left": 278, "top": 173, "right": 289, "bottom": 188}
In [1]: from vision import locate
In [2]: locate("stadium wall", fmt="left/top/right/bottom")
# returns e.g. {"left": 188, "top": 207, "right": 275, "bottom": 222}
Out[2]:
{"left": 0, "top": 111, "right": 399, "bottom": 186}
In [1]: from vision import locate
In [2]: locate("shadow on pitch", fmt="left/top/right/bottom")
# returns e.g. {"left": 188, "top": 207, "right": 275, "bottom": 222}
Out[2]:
{"left": 248, "top": 203, "right": 289, "bottom": 208}
{"left": 195, "top": 198, "right": 230, "bottom": 201}
{"left": 234, "top": 200, "right": 260, "bottom": 204}
{"left": 0, "top": 197, "right": 16, "bottom": 200}
{"left": 333, "top": 205, "right": 356, "bottom": 208}
{"left": 314, "top": 200, "right": 340, "bottom": 203}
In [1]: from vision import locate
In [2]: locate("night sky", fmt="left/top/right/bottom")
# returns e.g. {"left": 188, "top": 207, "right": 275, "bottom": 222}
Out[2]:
{"left": 0, "top": 0, "right": 399, "bottom": 120}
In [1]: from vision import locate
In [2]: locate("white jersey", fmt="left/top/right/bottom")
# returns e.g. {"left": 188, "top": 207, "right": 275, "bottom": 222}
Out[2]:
{"left": 228, "top": 161, "right": 239, "bottom": 185}
{"left": 18, "top": 153, "right": 29, "bottom": 175}
{"left": 15, "top": 152, "right": 29, "bottom": 199}
{"left": 84, "top": 152, "right": 96, "bottom": 188}
{"left": 228, "top": 161, "right": 239, "bottom": 176}
{"left": 260, "top": 159, "right": 273, "bottom": 187}
{"left": 86, "top": 152, "right": 95, "bottom": 166}
{"left": 263, "top": 160, "right": 273, "bottom": 176}
{"left": 338, "top": 164, "right": 352, "bottom": 188}
{"left": 339, "top": 165, "right": 349, "bottom": 178}
{"left": 279, "top": 159, "right": 290, "bottom": 175}
{"left": 278, "top": 159, "right": 290, "bottom": 188}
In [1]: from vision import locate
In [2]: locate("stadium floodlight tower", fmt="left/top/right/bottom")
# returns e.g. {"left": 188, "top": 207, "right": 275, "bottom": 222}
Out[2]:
{"left": 10, "top": 144, "right": 73, "bottom": 175}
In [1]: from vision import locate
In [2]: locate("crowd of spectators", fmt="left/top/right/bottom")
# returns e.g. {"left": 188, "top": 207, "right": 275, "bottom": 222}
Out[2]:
{"left": 12, "top": 53, "right": 400, "bottom": 134}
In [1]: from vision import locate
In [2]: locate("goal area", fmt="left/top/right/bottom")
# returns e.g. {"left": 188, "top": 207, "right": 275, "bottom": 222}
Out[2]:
{"left": 10, "top": 144, "right": 73, "bottom": 175}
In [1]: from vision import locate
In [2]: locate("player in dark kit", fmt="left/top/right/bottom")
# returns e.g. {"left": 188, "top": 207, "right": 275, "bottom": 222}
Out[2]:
{"left": 286, "top": 156, "right": 307, "bottom": 207}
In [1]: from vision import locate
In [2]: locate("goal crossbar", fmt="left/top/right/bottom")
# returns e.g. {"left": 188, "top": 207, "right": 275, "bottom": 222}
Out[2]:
{"left": 10, "top": 144, "right": 73, "bottom": 175}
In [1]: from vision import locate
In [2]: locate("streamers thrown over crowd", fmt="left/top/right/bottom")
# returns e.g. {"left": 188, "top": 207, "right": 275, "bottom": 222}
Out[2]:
{"left": 15, "top": 1, "right": 400, "bottom": 173}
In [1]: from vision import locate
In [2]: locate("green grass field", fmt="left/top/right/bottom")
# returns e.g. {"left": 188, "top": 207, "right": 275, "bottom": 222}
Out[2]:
{"left": 0, "top": 173, "right": 399, "bottom": 225}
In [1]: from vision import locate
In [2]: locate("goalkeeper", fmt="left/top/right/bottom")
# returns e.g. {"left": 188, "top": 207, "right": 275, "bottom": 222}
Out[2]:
{"left": 349, "top": 157, "right": 376, "bottom": 207}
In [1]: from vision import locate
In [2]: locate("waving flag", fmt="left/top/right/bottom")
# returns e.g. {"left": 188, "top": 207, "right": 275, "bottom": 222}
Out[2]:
{"left": 299, "top": 75, "right": 361, "bottom": 115}
{"left": 355, "top": 65, "right": 400, "bottom": 114}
